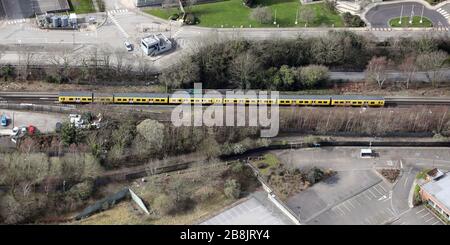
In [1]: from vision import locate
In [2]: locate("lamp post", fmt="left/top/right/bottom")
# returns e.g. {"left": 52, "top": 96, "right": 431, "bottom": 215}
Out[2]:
{"left": 295, "top": 5, "right": 299, "bottom": 25}
{"left": 409, "top": 5, "right": 415, "bottom": 24}
{"left": 420, "top": 5, "right": 424, "bottom": 24}
{"left": 399, "top": 5, "right": 403, "bottom": 24}
{"left": 274, "top": 9, "right": 277, "bottom": 25}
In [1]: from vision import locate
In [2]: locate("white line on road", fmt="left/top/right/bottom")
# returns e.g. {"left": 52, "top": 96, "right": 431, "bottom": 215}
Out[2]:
{"left": 336, "top": 206, "right": 346, "bottom": 215}
{"left": 432, "top": 220, "right": 441, "bottom": 225}
{"left": 425, "top": 217, "right": 435, "bottom": 223}
{"left": 364, "top": 192, "right": 372, "bottom": 200}
{"left": 416, "top": 208, "right": 426, "bottom": 214}
{"left": 403, "top": 176, "right": 410, "bottom": 188}
{"left": 373, "top": 186, "right": 383, "bottom": 196}
{"left": 420, "top": 212, "right": 430, "bottom": 218}
{"left": 342, "top": 202, "right": 352, "bottom": 212}
{"left": 347, "top": 200, "right": 356, "bottom": 209}
{"left": 368, "top": 189, "right": 378, "bottom": 198}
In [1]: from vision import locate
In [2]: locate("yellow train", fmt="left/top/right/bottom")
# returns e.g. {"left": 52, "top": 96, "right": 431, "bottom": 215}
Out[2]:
{"left": 58, "top": 92, "right": 385, "bottom": 107}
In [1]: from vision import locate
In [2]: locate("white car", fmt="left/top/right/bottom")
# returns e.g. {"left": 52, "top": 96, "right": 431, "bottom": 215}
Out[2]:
{"left": 124, "top": 41, "right": 133, "bottom": 51}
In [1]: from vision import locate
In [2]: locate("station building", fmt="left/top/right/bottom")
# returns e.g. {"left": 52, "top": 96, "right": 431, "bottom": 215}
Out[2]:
{"left": 420, "top": 168, "right": 450, "bottom": 222}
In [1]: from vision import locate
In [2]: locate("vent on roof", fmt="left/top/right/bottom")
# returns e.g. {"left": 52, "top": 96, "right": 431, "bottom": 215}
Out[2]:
{"left": 427, "top": 168, "right": 445, "bottom": 181}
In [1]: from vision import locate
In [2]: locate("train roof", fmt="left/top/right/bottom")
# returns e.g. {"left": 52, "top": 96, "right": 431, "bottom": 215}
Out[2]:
{"left": 331, "top": 95, "right": 384, "bottom": 100}
{"left": 59, "top": 92, "right": 93, "bottom": 97}
{"left": 93, "top": 93, "right": 114, "bottom": 97}
{"left": 113, "top": 93, "right": 169, "bottom": 98}
{"left": 279, "top": 95, "right": 331, "bottom": 100}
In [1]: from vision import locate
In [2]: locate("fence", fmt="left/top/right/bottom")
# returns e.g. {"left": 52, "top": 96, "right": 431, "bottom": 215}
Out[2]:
{"left": 0, "top": 103, "right": 76, "bottom": 113}
{"left": 245, "top": 160, "right": 302, "bottom": 225}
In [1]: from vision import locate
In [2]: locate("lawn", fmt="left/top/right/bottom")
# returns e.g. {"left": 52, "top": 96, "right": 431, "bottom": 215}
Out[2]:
{"left": 145, "top": 0, "right": 343, "bottom": 27}
{"left": 389, "top": 16, "right": 433, "bottom": 27}
{"left": 251, "top": 153, "right": 280, "bottom": 176}
{"left": 69, "top": 0, "right": 96, "bottom": 14}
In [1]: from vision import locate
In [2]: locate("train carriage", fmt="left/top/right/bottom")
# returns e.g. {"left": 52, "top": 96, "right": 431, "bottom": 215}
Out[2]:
{"left": 279, "top": 95, "right": 331, "bottom": 106}
{"left": 113, "top": 93, "right": 168, "bottom": 104}
{"left": 331, "top": 95, "right": 384, "bottom": 107}
{"left": 58, "top": 92, "right": 93, "bottom": 103}
{"left": 93, "top": 93, "right": 114, "bottom": 103}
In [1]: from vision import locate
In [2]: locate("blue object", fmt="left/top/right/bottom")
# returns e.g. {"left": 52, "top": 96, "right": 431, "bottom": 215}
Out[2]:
{"left": 1, "top": 114, "right": 7, "bottom": 127}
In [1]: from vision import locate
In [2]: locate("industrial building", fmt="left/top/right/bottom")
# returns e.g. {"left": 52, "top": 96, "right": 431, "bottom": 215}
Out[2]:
{"left": 140, "top": 34, "right": 173, "bottom": 56}
{"left": 0, "top": 0, "right": 70, "bottom": 19}
{"left": 420, "top": 169, "right": 450, "bottom": 222}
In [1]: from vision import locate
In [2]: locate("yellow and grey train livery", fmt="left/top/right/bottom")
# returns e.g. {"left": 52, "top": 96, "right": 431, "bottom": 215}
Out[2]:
{"left": 58, "top": 92, "right": 385, "bottom": 107}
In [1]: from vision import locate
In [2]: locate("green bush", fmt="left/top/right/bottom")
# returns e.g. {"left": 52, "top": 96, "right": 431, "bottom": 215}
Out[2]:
{"left": 342, "top": 12, "right": 365, "bottom": 27}
{"left": 224, "top": 178, "right": 241, "bottom": 199}
{"left": 184, "top": 13, "right": 197, "bottom": 25}
{"left": 169, "top": 13, "right": 179, "bottom": 20}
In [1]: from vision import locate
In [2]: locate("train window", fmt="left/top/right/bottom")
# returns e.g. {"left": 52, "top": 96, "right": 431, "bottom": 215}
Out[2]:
{"left": 117, "top": 99, "right": 122, "bottom": 101}
{"left": 136, "top": 99, "right": 141, "bottom": 102}
{"left": 69, "top": 98, "right": 73, "bottom": 101}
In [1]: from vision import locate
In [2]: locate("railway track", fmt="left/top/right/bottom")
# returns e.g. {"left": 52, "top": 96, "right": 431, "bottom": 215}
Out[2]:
{"left": 3, "top": 92, "right": 450, "bottom": 106}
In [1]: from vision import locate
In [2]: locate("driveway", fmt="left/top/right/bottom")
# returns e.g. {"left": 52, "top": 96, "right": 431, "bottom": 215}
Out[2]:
{"left": 365, "top": 2, "right": 449, "bottom": 28}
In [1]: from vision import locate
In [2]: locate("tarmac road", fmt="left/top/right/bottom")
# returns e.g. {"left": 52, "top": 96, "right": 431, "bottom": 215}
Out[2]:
{"left": 365, "top": 2, "right": 449, "bottom": 28}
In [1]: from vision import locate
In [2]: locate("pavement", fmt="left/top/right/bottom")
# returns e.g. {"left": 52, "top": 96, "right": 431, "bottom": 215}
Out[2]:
{"left": 0, "top": 109, "right": 64, "bottom": 134}
{"left": 390, "top": 205, "right": 443, "bottom": 225}
{"left": 365, "top": 2, "right": 449, "bottom": 28}
{"left": 1, "top": 2, "right": 450, "bottom": 72}
{"left": 274, "top": 147, "right": 450, "bottom": 225}
{"left": 200, "top": 191, "right": 294, "bottom": 225}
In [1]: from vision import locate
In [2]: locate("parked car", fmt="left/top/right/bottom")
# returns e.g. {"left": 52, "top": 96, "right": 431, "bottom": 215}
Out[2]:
{"left": 1, "top": 114, "right": 7, "bottom": 127}
{"left": 124, "top": 41, "right": 133, "bottom": 51}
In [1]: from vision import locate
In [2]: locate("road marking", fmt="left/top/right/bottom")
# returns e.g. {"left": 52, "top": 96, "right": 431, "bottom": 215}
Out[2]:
{"left": 420, "top": 212, "right": 430, "bottom": 218}
{"left": 347, "top": 200, "right": 356, "bottom": 209}
{"left": 416, "top": 208, "right": 426, "bottom": 214}
{"left": 400, "top": 221, "right": 406, "bottom": 225}
{"left": 336, "top": 206, "right": 346, "bottom": 215}
{"left": 400, "top": 160, "right": 403, "bottom": 169}
{"left": 387, "top": 208, "right": 396, "bottom": 216}
{"left": 403, "top": 176, "right": 410, "bottom": 188}
{"left": 378, "top": 195, "right": 387, "bottom": 201}
{"left": 373, "top": 186, "right": 383, "bottom": 195}
{"left": 368, "top": 189, "right": 378, "bottom": 198}
{"left": 364, "top": 192, "right": 372, "bottom": 200}
{"left": 378, "top": 183, "right": 387, "bottom": 193}
{"left": 342, "top": 202, "right": 352, "bottom": 212}
{"left": 425, "top": 217, "right": 435, "bottom": 223}
{"left": 432, "top": 220, "right": 441, "bottom": 225}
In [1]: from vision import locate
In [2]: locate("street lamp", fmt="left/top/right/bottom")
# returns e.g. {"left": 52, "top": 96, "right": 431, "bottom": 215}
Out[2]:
{"left": 409, "top": 5, "right": 415, "bottom": 24}
{"left": 420, "top": 5, "right": 424, "bottom": 24}
{"left": 399, "top": 5, "right": 403, "bottom": 24}
{"left": 295, "top": 5, "right": 299, "bottom": 25}
{"left": 273, "top": 9, "right": 277, "bottom": 25}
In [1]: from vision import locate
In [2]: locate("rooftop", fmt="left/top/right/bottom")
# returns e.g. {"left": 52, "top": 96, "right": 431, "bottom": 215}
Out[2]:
{"left": 422, "top": 172, "right": 450, "bottom": 212}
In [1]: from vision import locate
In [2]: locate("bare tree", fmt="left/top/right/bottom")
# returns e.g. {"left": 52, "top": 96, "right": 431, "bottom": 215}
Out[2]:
{"left": 415, "top": 50, "right": 448, "bottom": 87}
{"left": 399, "top": 55, "right": 416, "bottom": 89}
{"left": 300, "top": 8, "right": 315, "bottom": 26}
{"left": 365, "top": 56, "right": 388, "bottom": 89}
{"left": 250, "top": 6, "right": 273, "bottom": 24}
{"left": 229, "top": 51, "right": 261, "bottom": 89}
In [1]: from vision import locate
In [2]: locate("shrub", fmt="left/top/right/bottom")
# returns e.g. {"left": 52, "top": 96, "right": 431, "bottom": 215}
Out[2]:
{"left": 184, "top": 13, "right": 196, "bottom": 25}
{"left": 169, "top": 13, "right": 179, "bottom": 20}
{"left": 342, "top": 12, "right": 365, "bottom": 27}
{"left": 257, "top": 162, "right": 269, "bottom": 169}
{"left": 306, "top": 167, "right": 325, "bottom": 185}
{"left": 250, "top": 6, "right": 273, "bottom": 24}
{"left": 224, "top": 178, "right": 241, "bottom": 199}
{"left": 153, "top": 193, "right": 173, "bottom": 215}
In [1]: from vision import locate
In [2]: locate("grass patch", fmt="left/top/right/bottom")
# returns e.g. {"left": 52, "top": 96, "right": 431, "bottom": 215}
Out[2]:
{"left": 413, "top": 185, "right": 422, "bottom": 206}
{"left": 251, "top": 153, "right": 280, "bottom": 176}
{"left": 389, "top": 16, "right": 433, "bottom": 28}
{"left": 69, "top": 0, "right": 96, "bottom": 14}
{"left": 145, "top": 0, "right": 343, "bottom": 27}
{"left": 416, "top": 169, "right": 431, "bottom": 180}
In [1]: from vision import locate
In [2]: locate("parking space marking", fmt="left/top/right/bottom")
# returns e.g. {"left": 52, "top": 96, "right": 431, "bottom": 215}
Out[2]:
{"left": 368, "top": 189, "right": 378, "bottom": 198}
{"left": 403, "top": 176, "right": 410, "bottom": 188}
{"left": 347, "top": 200, "right": 356, "bottom": 209}
{"left": 354, "top": 197, "right": 363, "bottom": 207}
{"left": 363, "top": 192, "right": 372, "bottom": 200}
{"left": 420, "top": 212, "right": 430, "bottom": 218}
{"left": 432, "top": 220, "right": 441, "bottom": 225}
{"left": 425, "top": 217, "right": 435, "bottom": 223}
{"left": 336, "top": 206, "right": 346, "bottom": 215}
{"left": 342, "top": 202, "right": 352, "bottom": 212}
{"left": 377, "top": 183, "right": 387, "bottom": 193}
{"left": 373, "top": 186, "right": 383, "bottom": 196}
{"left": 416, "top": 208, "right": 426, "bottom": 214}
{"left": 387, "top": 208, "right": 396, "bottom": 216}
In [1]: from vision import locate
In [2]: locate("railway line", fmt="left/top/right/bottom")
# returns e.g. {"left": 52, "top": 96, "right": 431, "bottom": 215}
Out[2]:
{"left": 2, "top": 92, "right": 450, "bottom": 107}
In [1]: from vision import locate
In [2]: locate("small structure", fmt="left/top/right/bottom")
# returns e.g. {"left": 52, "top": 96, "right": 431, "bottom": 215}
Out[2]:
{"left": 36, "top": 13, "right": 78, "bottom": 29}
{"left": 420, "top": 169, "right": 450, "bottom": 222}
{"left": 360, "top": 148, "right": 373, "bottom": 158}
{"left": 140, "top": 33, "right": 172, "bottom": 56}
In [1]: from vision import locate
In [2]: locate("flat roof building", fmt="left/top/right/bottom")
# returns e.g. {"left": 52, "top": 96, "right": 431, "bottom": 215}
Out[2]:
{"left": 420, "top": 169, "right": 450, "bottom": 222}
{"left": 0, "top": 0, "right": 70, "bottom": 19}
{"left": 140, "top": 33, "right": 172, "bottom": 56}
